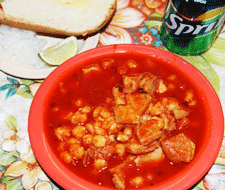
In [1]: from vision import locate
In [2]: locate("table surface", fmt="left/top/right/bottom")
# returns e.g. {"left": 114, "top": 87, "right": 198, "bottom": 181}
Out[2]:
{"left": 0, "top": 0, "right": 225, "bottom": 189}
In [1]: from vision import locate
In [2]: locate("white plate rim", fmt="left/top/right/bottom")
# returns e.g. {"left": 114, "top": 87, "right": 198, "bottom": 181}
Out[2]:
{"left": 0, "top": 33, "right": 100, "bottom": 79}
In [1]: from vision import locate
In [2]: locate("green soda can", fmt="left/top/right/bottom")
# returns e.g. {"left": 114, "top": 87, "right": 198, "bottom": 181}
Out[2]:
{"left": 160, "top": 0, "right": 225, "bottom": 55}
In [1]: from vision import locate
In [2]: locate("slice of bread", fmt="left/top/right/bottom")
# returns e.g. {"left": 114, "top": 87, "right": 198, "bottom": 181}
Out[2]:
{"left": 0, "top": 0, "right": 116, "bottom": 36}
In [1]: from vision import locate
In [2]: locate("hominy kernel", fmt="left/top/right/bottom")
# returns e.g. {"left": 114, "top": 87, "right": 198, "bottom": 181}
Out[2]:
{"left": 185, "top": 89, "right": 194, "bottom": 102}
{"left": 67, "top": 138, "right": 80, "bottom": 145}
{"left": 70, "top": 144, "right": 85, "bottom": 160}
{"left": 94, "top": 126, "right": 106, "bottom": 135}
{"left": 53, "top": 106, "right": 59, "bottom": 112}
{"left": 71, "top": 112, "right": 87, "bottom": 124}
{"left": 85, "top": 123, "right": 94, "bottom": 134}
{"left": 93, "top": 106, "right": 103, "bottom": 118}
{"left": 168, "top": 84, "right": 175, "bottom": 90}
{"left": 74, "top": 98, "right": 84, "bottom": 107}
{"left": 108, "top": 123, "right": 122, "bottom": 134}
{"left": 124, "top": 127, "right": 133, "bottom": 137}
{"left": 93, "top": 135, "right": 106, "bottom": 147}
{"left": 115, "top": 143, "right": 126, "bottom": 157}
{"left": 82, "top": 64, "right": 101, "bottom": 74}
{"left": 93, "top": 159, "right": 108, "bottom": 169}
{"left": 102, "top": 58, "right": 114, "bottom": 69}
{"left": 59, "top": 82, "right": 66, "bottom": 93}
{"left": 117, "top": 132, "right": 130, "bottom": 142}
{"left": 141, "top": 114, "right": 151, "bottom": 123}
{"left": 64, "top": 112, "right": 73, "bottom": 120}
{"left": 168, "top": 74, "right": 177, "bottom": 80}
{"left": 100, "top": 109, "right": 111, "bottom": 118}
{"left": 102, "top": 116, "right": 115, "bottom": 129}
{"left": 157, "top": 79, "right": 168, "bottom": 93}
{"left": 130, "top": 176, "right": 144, "bottom": 187}
{"left": 81, "top": 106, "right": 92, "bottom": 113}
{"left": 109, "top": 134, "right": 116, "bottom": 143}
{"left": 93, "top": 121, "right": 102, "bottom": 128}
{"left": 127, "top": 59, "right": 138, "bottom": 68}
{"left": 83, "top": 134, "right": 93, "bottom": 145}
{"left": 117, "top": 67, "right": 127, "bottom": 75}
{"left": 60, "top": 151, "right": 73, "bottom": 163}
{"left": 55, "top": 126, "right": 71, "bottom": 140}
{"left": 57, "top": 142, "right": 66, "bottom": 151}
{"left": 72, "top": 126, "right": 86, "bottom": 139}
{"left": 188, "top": 100, "right": 197, "bottom": 106}
{"left": 105, "top": 97, "right": 113, "bottom": 104}
{"left": 147, "top": 174, "right": 153, "bottom": 180}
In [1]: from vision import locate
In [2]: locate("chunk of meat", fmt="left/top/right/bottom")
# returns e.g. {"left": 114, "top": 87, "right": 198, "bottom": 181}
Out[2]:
{"left": 139, "top": 72, "right": 158, "bottom": 95}
{"left": 110, "top": 155, "right": 136, "bottom": 190}
{"left": 147, "top": 101, "right": 165, "bottom": 116}
{"left": 156, "top": 79, "right": 168, "bottom": 93}
{"left": 88, "top": 145, "right": 116, "bottom": 160}
{"left": 113, "top": 86, "right": 126, "bottom": 105}
{"left": 134, "top": 147, "right": 165, "bottom": 166}
{"left": 111, "top": 172, "right": 125, "bottom": 190}
{"left": 123, "top": 74, "right": 142, "bottom": 93}
{"left": 114, "top": 105, "right": 140, "bottom": 124}
{"left": 160, "top": 113, "right": 176, "bottom": 132}
{"left": 161, "top": 97, "right": 181, "bottom": 110}
{"left": 123, "top": 72, "right": 157, "bottom": 94}
{"left": 161, "top": 133, "right": 196, "bottom": 163}
{"left": 125, "top": 93, "right": 152, "bottom": 116}
{"left": 136, "top": 117, "right": 163, "bottom": 145}
{"left": 114, "top": 93, "right": 152, "bottom": 124}
{"left": 126, "top": 136, "right": 159, "bottom": 154}
{"left": 173, "top": 109, "right": 190, "bottom": 120}
{"left": 82, "top": 148, "right": 91, "bottom": 165}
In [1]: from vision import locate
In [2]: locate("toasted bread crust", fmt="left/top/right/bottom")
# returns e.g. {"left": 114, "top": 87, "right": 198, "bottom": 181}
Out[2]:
{"left": 0, "top": 1, "right": 116, "bottom": 37}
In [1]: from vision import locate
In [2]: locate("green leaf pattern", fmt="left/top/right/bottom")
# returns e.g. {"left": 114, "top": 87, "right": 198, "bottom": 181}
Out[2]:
{"left": 202, "top": 38, "right": 225, "bottom": 66}
{"left": 0, "top": 151, "right": 19, "bottom": 166}
{"left": 179, "top": 55, "right": 220, "bottom": 95}
{"left": 0, "top": 115, "right": 54, "bottom": 189}
{"left": 5, "top": 115, "right": 18, "bottom": 132}
{"left": 0, "top": 77, "right": 41, "bottom": 100}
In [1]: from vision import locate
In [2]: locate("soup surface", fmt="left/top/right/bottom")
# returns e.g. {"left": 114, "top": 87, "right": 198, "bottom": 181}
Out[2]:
{"left": 44, "top": 52, "right": 206, "bottom": 189}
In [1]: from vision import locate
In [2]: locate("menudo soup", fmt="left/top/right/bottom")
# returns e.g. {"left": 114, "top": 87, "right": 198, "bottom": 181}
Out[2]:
{"left": 44, "top": 52, "right": 206, "bottom": 189}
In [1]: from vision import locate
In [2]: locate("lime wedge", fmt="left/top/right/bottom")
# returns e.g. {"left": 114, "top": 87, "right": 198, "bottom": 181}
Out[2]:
{"left": 39, "top": 36, "right": 78, "bottom": 66}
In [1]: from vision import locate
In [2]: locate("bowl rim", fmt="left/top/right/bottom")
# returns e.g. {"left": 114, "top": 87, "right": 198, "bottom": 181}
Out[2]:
{"left": 28, "top": 44, "right": 224, "bottom": 190}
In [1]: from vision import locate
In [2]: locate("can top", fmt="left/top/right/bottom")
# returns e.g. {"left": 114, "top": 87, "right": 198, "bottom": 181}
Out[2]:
{"left": 171, "top": 0, "right": 225, "bottom": 20}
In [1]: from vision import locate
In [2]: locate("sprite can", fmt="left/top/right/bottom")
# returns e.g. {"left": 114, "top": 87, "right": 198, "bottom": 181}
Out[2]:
{"left": 160, "top": 0, "right": 225, "bottom": 55}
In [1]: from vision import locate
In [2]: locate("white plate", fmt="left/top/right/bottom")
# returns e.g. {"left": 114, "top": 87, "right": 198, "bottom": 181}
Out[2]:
{"left": 0, "top": 33, "right": 100, "bottom": 79}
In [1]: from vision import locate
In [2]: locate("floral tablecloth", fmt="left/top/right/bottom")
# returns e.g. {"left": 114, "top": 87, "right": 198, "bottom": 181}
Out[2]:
{"left": 0, "top": 0, "right": 225, "bottom": 189}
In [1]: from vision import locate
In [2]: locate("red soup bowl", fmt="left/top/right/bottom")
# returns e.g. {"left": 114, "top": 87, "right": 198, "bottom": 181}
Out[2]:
{"left": 28, "top": 44, "right": 224, "bottom": 190}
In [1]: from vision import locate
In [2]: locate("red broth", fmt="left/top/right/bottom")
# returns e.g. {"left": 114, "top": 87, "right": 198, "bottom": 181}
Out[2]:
{"left": 44, "top": 52, "right": 206, "bottom": 189}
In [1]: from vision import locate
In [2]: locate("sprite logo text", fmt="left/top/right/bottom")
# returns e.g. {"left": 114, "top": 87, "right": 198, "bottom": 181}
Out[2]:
{"left": 166, "top": 12, "right": 225, "bottom": 35}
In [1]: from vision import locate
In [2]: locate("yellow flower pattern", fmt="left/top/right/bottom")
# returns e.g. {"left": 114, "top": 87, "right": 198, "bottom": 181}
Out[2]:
{"left": 4, "top": 148, "right": 51, "bottom": 190}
